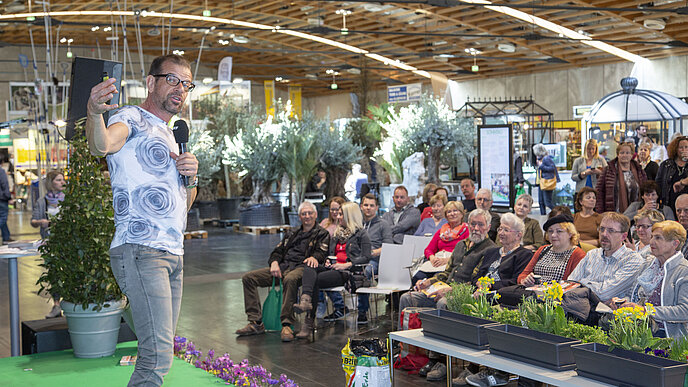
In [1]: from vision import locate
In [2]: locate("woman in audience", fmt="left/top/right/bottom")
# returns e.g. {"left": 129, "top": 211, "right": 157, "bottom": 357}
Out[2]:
{"left": 412, "top": 201, "right": 468, "bottom": 284}
{"left": 320, "top": 196, "right": 345, "bottom": 236}
{"left": 627, "top": 209, "right": 665, "bottom": 260}
{"left": 421, "top": 186, "right": 448, "bottom": 220}
{"left": 625, "top": 221, "right": 688, "bottom": 339}
{"left": 637, "top": 140, "right": 659, "bottom": 181}
{"left": 572, "top": 138, "right": 607, "bottom": 193}
{"left": 293, "top": 202, "right": 371, "bottom": 338}
{"left": 518, "top": 215, "right": 586, "bottom": 287}
{"left": 417, "top": 183, "right": 437, "bottom": 213}
{"left": 573, "top": 187, "right": 601, "bottom": 247}
{"left": 474, "top": 213, "right": 532, "bottom": 291}
{"left": 596, "top": 142, "right": 647, "bottom": 213}
{"left": 623, "top": 181, "right": 674, "bottom": 221}
{"left": 656, "top": 135, "right": 688, "bottom": 213}
{"left": 32, "top": 170, "right": 66, "bottom": 318}
{"left": 414, "top": 194, "right": 447, "bottom": 236}
{"left": 512, "top": 193, "right": 544, "bottom": 251}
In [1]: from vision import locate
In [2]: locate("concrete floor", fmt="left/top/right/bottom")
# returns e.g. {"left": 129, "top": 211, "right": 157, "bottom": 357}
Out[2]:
{"left": 0, "top": 209, "right": 439, "bottom": 386}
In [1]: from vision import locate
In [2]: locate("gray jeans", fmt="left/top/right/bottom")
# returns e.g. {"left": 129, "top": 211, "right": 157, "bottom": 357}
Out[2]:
{"left": 398, "top": 291, "right": 447, "bottom": 311}
{"left": 110, "top": 243, "right": 183, "bottom": 387}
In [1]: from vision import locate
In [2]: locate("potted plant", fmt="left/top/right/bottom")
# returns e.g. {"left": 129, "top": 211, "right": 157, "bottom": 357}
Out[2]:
{"left": 319, "top": 119, "right": 364, "bottom": 201}
{"left": 36, "top": 133, "right": 125, "bottom": 358}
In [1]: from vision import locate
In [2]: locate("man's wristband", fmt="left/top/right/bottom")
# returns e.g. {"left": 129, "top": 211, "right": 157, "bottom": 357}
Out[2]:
{"left": 186, "top": 176, "right": 198, "bottom": 189}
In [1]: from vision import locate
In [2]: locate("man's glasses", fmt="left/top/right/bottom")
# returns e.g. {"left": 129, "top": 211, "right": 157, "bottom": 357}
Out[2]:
{"left": 151, "top": 73, "right": 196, "bottom": 91}
{"left": 597, "top": 226, "right": 625, "bottom": 234}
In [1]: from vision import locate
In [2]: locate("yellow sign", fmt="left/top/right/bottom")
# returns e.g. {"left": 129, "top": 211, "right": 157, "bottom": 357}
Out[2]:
{"left": 264, "top": 80, "right": 275, "bottom": 117}
{"left": 288, "top": 85, "right": 302, "bottom": 119}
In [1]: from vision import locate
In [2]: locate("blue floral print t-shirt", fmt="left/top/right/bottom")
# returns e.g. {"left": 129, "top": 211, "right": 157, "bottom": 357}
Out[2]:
{"left": 106, "top": 105, "right": 187, "bottom": 255}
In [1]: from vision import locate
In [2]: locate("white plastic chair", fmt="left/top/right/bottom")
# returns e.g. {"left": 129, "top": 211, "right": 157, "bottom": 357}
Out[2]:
{"left": 356, "top": 243, "right": 414, "bottom": 329}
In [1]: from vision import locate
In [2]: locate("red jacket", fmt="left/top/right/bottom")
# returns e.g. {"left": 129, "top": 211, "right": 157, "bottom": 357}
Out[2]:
{"left": 517, "top": 245, "right": 586, "bottom": 284}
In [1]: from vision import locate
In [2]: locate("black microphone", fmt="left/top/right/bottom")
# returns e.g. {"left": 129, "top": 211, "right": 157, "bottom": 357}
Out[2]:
{"left": 172, "top": 120, "right": 189, "bottom": 186}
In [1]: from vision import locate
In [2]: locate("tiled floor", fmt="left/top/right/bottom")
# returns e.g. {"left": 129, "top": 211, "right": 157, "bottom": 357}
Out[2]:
{"left": 0, "top": 209, "right": 442, "bottom": 386}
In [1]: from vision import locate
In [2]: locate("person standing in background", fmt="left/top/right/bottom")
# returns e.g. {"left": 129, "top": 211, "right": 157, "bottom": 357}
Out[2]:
{"left": 571, "top": 139, "right": 607, "bottom": 193}
{"left": 0, "top": 165, "right": 13, "bottom": 244}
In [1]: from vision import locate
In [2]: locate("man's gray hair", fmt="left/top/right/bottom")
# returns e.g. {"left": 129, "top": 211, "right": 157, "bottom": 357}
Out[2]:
{"left": 298, "top": 201, "right": 317, "bottom": 214}
{"left": 468, "top": 209, "right": 491, "bottom": 224}
{"left": 476, "top": 188, "right": 492, "bottom": 199}
{"left": 500, "top": 212, "right": 525, "bottom": 242}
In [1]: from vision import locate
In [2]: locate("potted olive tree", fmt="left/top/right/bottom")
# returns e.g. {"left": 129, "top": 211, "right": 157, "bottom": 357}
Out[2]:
{"left": 36, "top": 133, "right": 125, "bottom": 358}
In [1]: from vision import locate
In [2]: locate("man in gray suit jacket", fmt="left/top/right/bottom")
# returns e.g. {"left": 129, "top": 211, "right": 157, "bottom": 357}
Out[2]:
{"left": 381, "top": 185, "right": 421, "bottom": 244}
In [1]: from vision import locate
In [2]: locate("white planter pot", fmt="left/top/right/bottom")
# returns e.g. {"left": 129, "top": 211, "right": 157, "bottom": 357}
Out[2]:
{"left": 61, "top": 299, "right": 126, "bottom": 358}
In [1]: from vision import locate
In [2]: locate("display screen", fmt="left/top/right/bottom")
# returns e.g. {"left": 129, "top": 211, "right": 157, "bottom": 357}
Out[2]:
{"left": 539, "top": 142, "right": 567, "bottom": 168}
{"left": 479, "top": 125, "right": 512, "bottom": 208}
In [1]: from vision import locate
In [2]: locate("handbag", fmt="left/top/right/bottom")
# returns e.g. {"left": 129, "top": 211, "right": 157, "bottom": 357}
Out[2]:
{"left": 261, "top": 277, "right": 283, "bottom": 331}
{"left": 539, "top": 170, "right": 557, "bottom": 191}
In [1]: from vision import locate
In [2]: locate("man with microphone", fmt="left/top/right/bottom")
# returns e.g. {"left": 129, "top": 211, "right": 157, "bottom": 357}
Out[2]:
{"left": 85, "top": 54, "right": 198, "bottom": 387}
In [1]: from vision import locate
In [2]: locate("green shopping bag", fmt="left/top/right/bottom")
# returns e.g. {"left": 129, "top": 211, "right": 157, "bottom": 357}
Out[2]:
{"left": 262, "top": 277, "right": 283, "bottom": 331}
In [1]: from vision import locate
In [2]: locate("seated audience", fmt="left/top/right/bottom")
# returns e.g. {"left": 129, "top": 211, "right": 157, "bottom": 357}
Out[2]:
{"left": 236, "top": 202, "right": 330, "bottom": 342}
{"left": 357, "top": 194, "right": 392, "bottom": 325}
{"left": 637, "top": 140, "right": 659, "bottom": 181}
{"left": 596, "top": 142, "right": 647, "bottom": 213}
{"left": 567, "top": 212, "right": 645, "bottom": 304}
{"left": 320, "top": 196, "right": 345, "bottom": 236}
{"left": 475, "top": 188, "right": 500, "bottom": 242}
{"left": 414, "top": 194, "right": 447, "bottom": 236}
{"left": 460, "top": 178, "right": 477, "bottom": 212}
{"left": 474, "top": 213, "right": 532, "bottom": 290}
{"left": 574, "top": 187, "right": 602, "bottom": 247}
{"left": 518, "top": 215, "right": 586, "bottom": 286}
{"left": 293, "top": 202, "right": 371, "bottom": 339}
{"left": 412, "top": 201, "right": 469, "bottom": 284}
{"left": 512, "top": 193, "right": 544, "bottom": 251}
{"left": 623, "top": 181, "right": 674, "bottom": 221}
{"left": 627, "top": 209, "right": 665, "bottom": 260}
{"left": 416, "top": 183, "right": 437, "bottom": 213}
{"left": 420, "top": 186, "right": 448, "bottom": 220}
{"left": 381, "top": 185, "right": 420, "bottom": 244}
{"left": 625, "top": 220, "right": 688, "bottom": 339}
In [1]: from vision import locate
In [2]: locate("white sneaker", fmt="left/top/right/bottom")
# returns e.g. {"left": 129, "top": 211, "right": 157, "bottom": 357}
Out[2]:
{"left": 45, "top": 304, "right": 62, "bottom": 318}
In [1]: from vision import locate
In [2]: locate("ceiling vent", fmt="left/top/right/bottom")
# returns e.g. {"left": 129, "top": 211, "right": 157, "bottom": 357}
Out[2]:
{"left": 497, "top": 43, "right": 516, "bottom": 53}
{"left": 643, "top": 19, "right": 666, "bottom": 30}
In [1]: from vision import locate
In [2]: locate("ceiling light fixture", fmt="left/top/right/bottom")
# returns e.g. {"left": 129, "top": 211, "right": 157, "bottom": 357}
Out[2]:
{"left": 232, "top": 35, "right": 249, "bottom": 44}
{"left": 90, "top": 26, "right": 99, "bottom": 32}
{"left": 497, "top": 43, "right": 515, "bottom": 53}
{"left": 460, "top": 0, "right": 644, "bottom": 63}
{"left": 335, "top": 9, "right": 352, "bottom": 35}
{"left": 173, "top": 49, "right": 185, "bottom": 55}
{"left": 232, "top": 77, "right": 243, "bottom": 83}
{"left": 202, "top": 77, "right": 213, "bottom": 84}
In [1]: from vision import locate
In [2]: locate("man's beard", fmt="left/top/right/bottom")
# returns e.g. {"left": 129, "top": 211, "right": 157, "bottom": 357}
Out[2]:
{"left": 469, "top": 233, "right": 485, "bottom": 243}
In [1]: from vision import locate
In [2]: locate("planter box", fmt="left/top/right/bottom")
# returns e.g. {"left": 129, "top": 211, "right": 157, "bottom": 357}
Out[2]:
{"left": 485, "top": 324, "right": 581, "bottom": 371}
{"left": 217, "top": 197, "right": 244, "bottom": 220}
{"left": 239, "top": 203, "right": 284, "bottom": 226}
{"left": 572, "top": 342, "right": 688, "bottom": 387}
{"left": 419, "top": 309, "right": 500, "bottom": 350}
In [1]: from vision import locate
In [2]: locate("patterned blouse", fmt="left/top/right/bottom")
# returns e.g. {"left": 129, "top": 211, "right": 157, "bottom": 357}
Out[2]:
{"left": 532, "top": 246, "right": 575, "bottom": 283}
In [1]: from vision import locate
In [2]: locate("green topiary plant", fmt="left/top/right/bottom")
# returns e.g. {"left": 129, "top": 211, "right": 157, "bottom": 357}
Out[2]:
{"left": 36, "top": 131, "right": 122, "bottom": 311}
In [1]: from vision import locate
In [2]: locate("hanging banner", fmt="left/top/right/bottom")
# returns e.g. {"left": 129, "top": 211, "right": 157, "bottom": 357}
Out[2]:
{"left": 264, "top": 80, "right": 275, "bottom": 117}
{"left": 387, "top": 83, "right": 422, "bottom": 103}
{"left": 218, "top": 57, "right": 233, "bottom": 96}
{"left": 288, "top": 85, "right": 302, "bottom": 119}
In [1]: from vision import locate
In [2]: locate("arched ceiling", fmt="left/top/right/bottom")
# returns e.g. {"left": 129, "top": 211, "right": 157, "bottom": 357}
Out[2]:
{"left": 1, "top": 0, "right": 687, "bottom": 97}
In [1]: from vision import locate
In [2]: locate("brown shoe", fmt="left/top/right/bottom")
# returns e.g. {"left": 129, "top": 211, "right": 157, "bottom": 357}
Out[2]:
{"left": 293, "top": 294, "right": 312, "bottom": 314}
{"left": 281, "top": 326, "right": 295, "bottom": 342}
{"left": 296, "top": 317, "right": 314, "bottom": 339}
{"left": 235, "top": 321, "right": 266, "bottom": 336}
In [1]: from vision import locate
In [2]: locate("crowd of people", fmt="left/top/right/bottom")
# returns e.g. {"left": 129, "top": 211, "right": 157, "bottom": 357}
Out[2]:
{"left": 236, "top": 134, "right": 688, "bottom": 386}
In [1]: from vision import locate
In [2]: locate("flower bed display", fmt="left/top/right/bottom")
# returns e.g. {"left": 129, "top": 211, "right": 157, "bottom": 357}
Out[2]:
{"left": 174, "top": 336, "right": 298, "bottom": 387}
{"left": 419, "top": 309, "right": 499, "bottom": 350}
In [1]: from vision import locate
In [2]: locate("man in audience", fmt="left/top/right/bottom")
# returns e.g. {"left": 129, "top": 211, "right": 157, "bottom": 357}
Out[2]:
{"left": 475, "top": 188, "right": 500, "bottom": 242}
{"left": 357, "top": 193, "right": 393, "bottom": 324}
{"left": 399, "top": 209, "right": 495, "bottom": 381}
{"left": 568, "top": 212, "right": 644, "bottom": 305}
{"left": 675, "top": 194, "right": 688, "bottom": 258}
{"left": 460, "top": 178, "right": 477, "bottom": 212}
{"left": 381, "top": 185, "right": 420, "bottom": 244}
{"left": 236, "top": 202, "right": 329, "bottom": 342}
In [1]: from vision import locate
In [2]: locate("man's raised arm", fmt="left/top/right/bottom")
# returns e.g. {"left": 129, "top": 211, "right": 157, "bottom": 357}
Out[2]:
{"left": 85, "top": 77, "right": 128, "bottom": 156}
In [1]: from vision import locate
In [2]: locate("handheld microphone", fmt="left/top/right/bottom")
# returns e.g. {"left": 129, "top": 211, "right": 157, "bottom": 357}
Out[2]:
{"left": 172, "top": 120, "right": 189, "bottom": 186}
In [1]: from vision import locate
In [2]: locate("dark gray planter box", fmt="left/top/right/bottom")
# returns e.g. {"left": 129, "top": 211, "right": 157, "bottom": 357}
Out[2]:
{"left": 486, "top": 324, "right": 581, "bottom": 371}
{"left": 419, "top": 309, "right": 500, "bottom": 350}
{"left": 572, "top": 342, "right": 688, "bottom": 387}
{"left": 239, "top": 203, "right": 284, "bottom": 226}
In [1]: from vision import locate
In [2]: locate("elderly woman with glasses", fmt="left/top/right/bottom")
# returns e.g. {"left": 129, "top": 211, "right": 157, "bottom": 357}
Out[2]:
{"left": 473, "top": 213, "right": 532, "bottom": 291}
{"left": 624, "top": 221, "right": 688, "bottom": 339}
{"left": 512, "top": 193, "right": 544, "bottom": 251}
{"left": 518, "top": 215, "right": 586, "bottom": 287}
{"left": 625, "top": 208, "right": 665, "bottom": 260}
{"left": 657, "top": 135, "right": 688, "bottom": 213}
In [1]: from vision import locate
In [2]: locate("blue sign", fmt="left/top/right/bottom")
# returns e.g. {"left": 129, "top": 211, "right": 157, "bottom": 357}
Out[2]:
{"left": 18, "top": 54, "right": 29, "bottom": 68}
{"left": 387, "top": 83, "right": 422, "bottom": 103}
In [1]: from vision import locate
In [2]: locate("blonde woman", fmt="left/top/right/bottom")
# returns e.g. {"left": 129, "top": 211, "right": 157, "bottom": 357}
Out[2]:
{"left": 293, "top": 202, "right": 371, "bottom": 338}
{"left": 571, "top": 139, "right": 607, "bottom": 193}
{"left": 320, "top": 196, "right": 345, "bottom": 236}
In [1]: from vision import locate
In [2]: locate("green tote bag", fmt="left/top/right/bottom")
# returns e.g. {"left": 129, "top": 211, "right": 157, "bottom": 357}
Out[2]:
{"left": 262, "top": 277, "right": 283, "bottom": 331}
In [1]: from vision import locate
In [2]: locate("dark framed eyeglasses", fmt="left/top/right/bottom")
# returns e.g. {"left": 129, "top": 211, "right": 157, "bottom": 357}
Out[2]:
{"left": 151, "top": 73, "right": 195, "bottom": 91}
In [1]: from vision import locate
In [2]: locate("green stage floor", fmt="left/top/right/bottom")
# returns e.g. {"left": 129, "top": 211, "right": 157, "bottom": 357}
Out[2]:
{"left": 1, "top": 341, "right": 221, "bottom": 387}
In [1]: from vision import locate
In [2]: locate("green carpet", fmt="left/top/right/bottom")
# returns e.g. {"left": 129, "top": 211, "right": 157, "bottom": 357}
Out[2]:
{"left": 1, "top": 341, "right": 221, "bottom": 386}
